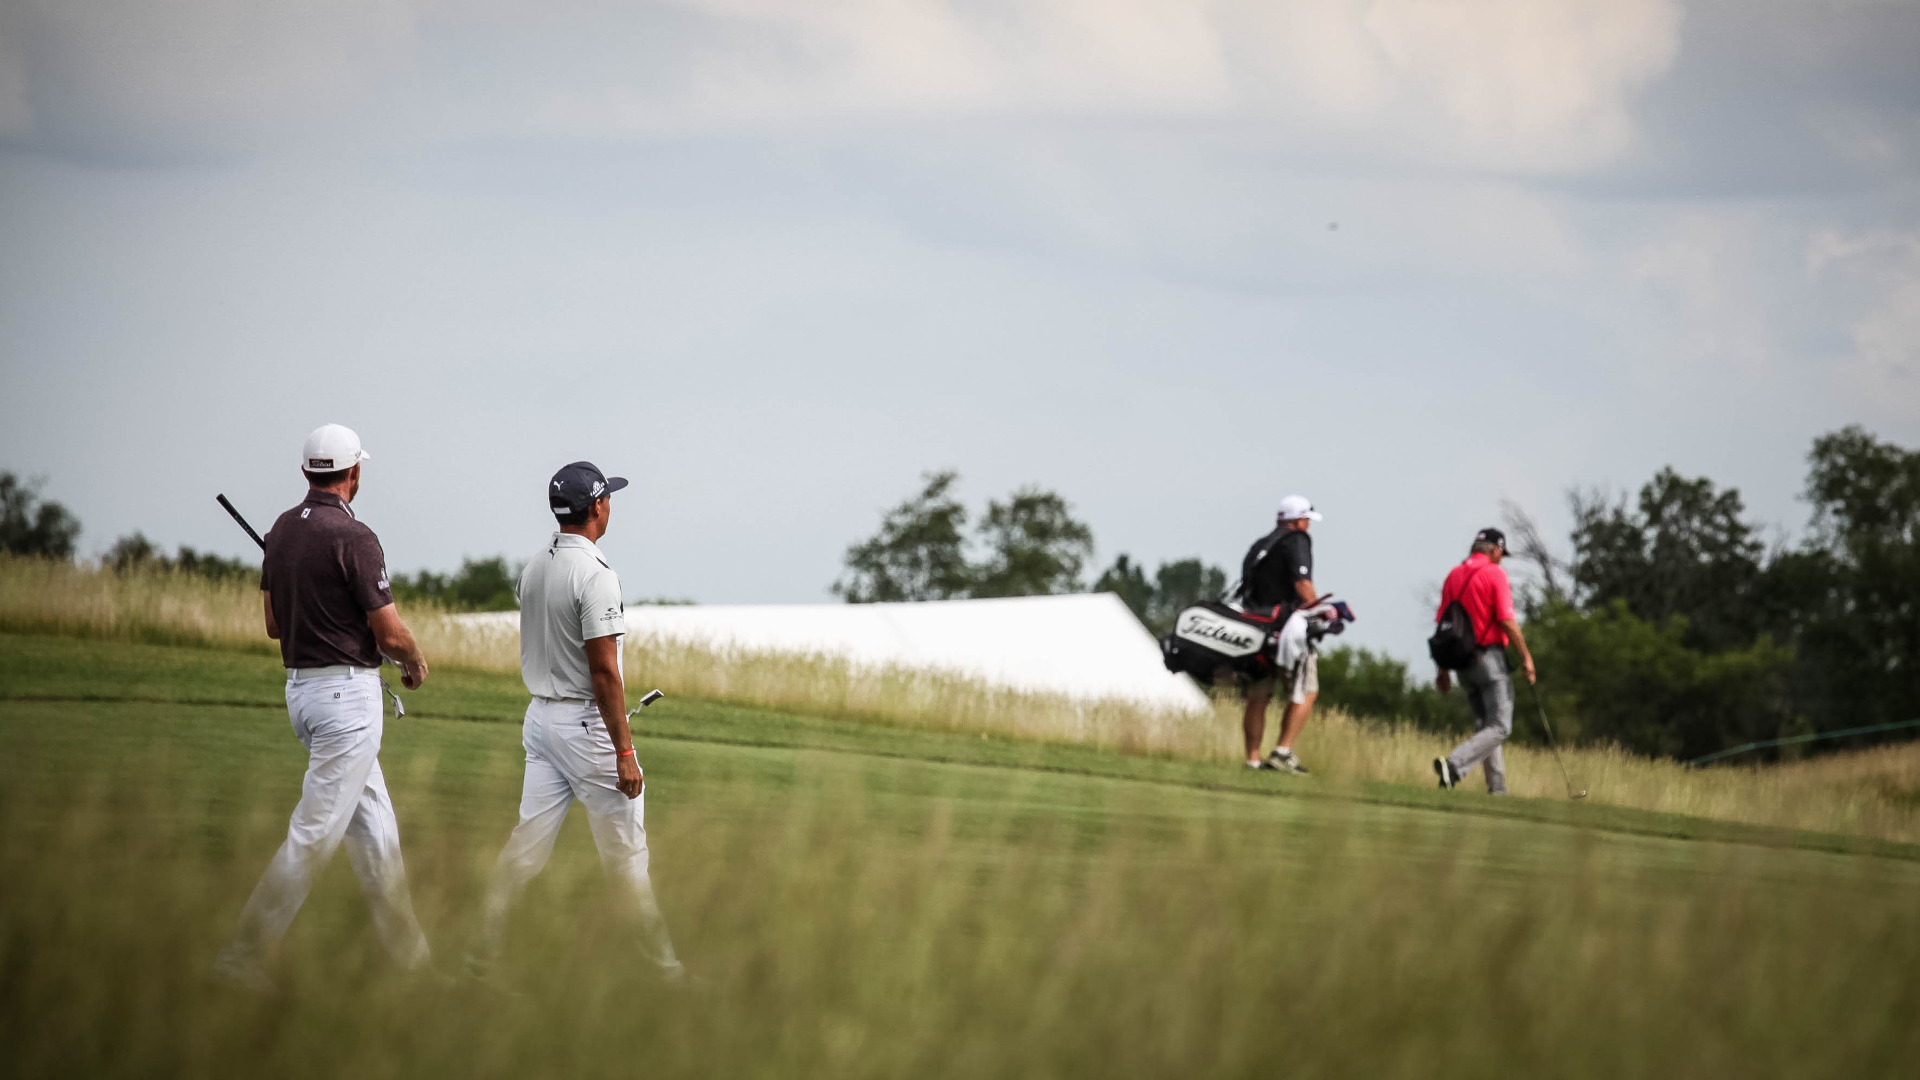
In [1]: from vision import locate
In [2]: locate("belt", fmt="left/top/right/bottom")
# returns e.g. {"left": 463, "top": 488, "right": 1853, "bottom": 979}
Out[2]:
{"left": 536, "top": 695, "right": 594, "bottom": 706}
{"left": 286, "top": 664, "right": 377, "bottom": 680}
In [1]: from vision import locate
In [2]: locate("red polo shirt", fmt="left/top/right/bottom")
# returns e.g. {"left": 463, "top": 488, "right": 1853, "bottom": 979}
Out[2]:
{"left": 1436, "top": 554, "right": 1515, "bottom": 647}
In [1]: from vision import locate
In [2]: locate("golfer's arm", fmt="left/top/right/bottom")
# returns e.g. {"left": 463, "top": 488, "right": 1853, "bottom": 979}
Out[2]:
{"left": 1499, "top": 617, "right": 1532, "bottom": 664}
{"left": 262, "top": 592, "right": 279, "bottom": 640}
{"left": 367, "top": 604, "right": 424, "bottom": 665}
{"left": 585, "top": 635, "right": 632, "bottom": 753}
{"left": 1294, "top": 578, "right": 1319, "bottom": 606}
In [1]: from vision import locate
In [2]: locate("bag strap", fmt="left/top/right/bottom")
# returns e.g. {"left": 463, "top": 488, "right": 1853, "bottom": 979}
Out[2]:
{"left": 1444, "top": 562, "right": 1491, "bottom": 630}
{"left": 1229, "top": 528, "right": 1291, "bottom": 603}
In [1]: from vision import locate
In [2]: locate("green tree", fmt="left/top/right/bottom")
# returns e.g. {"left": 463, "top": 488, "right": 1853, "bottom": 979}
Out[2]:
{"left": 1146, "top": 559, "right": 1227, "bottom": 633}
{"left": 833, "top": 471, "right": 973, "bottom": 603}
{"left": 1524, "top": 599, "right": 1794, "bottom": 760}
{"left": 1093, "top": 554, "right": 1153, "bottom": 624}
{"left": 1569, "top": 468, "right": 1767, "bottom": 652}
{"left": 107, "top": 532, "right": 257, "bottom": 581}
{"left": 1094, "top": 555, "right": 1227, "bottom": 635}
{"left": 1317, "top": 646, "right": 1476, "bottom": 736}
{"left": 971, "top": 487, "right": 1094, "bottom": 598}
{"left": 1780, "top": 426, "right": 1920, "bottom": 731}
{"left": 391, "top": 557, "right": 520, "bottom": 611}
{"left": 0, "top": 472, "right": 81, "bottom": 559}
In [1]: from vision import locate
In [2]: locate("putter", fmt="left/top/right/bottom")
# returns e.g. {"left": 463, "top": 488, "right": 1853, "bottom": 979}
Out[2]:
{"left": 1524, "top": 678, "right": 1587, "bottom": 800}
{"left": 217, "top": 492, "right": 407, "bottom": 718}
{"left": 626, "top": 689, "right": 664, "bottom": 720}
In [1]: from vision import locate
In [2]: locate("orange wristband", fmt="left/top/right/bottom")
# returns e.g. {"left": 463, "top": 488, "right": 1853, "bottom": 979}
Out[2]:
{"left": 617, "top": 748, "right": 635, "bottom": 759}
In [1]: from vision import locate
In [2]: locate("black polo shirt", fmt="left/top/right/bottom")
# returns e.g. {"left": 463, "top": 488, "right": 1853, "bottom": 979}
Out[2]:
{"left": 1243, "top": 527, "right": 1313, "bottom": 610}
{"left": 260, "top": 490, "right": 393, "bottom": 668}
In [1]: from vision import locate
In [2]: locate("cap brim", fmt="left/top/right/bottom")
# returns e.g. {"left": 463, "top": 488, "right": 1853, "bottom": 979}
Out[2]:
{"left": 1304, "top": 510, "right": 1323, "bottom": 521}
{"left": 604, "top": 476, "right": 628, "bottom": 495}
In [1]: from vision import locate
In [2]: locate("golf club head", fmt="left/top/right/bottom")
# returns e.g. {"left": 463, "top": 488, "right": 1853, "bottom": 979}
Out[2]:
{"left": 1571, "top": 790, "right": 1588, "bottom": 800}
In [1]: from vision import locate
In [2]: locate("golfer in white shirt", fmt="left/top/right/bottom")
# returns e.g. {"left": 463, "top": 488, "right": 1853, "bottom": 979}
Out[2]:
{"left": 474, "top": 461, "right": 681, "bottom": 978}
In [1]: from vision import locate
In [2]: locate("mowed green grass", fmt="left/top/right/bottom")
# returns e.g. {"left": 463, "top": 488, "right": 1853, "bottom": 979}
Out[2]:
{"left": 3, "top": 634, "right": 1918, "bottom": 1078}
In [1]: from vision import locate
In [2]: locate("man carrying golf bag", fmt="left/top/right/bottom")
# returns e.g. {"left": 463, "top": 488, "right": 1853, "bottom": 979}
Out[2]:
{"left": 1429, "top": 528, "right": 1536, "bottom": 795}
{"left": 1239, "top": 495, "right": 1326, "bottom": 774}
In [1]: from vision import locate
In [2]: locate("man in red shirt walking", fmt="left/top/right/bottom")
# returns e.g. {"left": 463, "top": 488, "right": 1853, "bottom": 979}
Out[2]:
{"left": 1432, "top": 528, "right": 1536, "bottom": 794}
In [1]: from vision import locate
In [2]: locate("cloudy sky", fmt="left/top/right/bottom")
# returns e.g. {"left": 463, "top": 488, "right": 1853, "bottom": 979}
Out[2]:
{"left": 2, "top": 0, "right": 1916, "bottom": 665}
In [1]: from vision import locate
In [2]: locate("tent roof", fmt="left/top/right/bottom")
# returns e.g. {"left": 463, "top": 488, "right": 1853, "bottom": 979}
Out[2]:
{"left": 465, "top": 593, "right": 1209, "bottom": 712}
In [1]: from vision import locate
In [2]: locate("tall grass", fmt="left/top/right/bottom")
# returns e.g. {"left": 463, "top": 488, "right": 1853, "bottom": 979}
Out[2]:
{"left": 5, "top": 554, "right": 1919, "bottom": 843}
{"left": 2, "top": 731, "right": 1917, "bottom": 1079}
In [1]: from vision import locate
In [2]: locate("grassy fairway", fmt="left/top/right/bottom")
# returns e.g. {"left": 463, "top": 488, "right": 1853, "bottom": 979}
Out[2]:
{"left": 3, "top": 634, "right": 1918, "bottom": 1078}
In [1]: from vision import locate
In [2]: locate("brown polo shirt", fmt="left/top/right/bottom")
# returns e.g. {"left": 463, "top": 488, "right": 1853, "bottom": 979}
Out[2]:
{"left": 260, "top": 490, "right": 394, "bottom": 669}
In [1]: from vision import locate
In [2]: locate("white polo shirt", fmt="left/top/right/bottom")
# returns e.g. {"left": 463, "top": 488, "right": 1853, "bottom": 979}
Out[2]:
{"left": 518, "top": 532, "right": 625, "bottom": 701}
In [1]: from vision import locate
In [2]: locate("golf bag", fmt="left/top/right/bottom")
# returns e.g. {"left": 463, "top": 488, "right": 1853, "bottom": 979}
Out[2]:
{"left": 1160, "top": 601, "right": 1291, "bottom": 685}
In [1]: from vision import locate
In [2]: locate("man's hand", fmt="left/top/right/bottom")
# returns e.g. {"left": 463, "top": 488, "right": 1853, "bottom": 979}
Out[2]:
{"left": 1436, "top": 669, "right": 1452, "bottom": 694}
{"left": 617, "top": 755, "right": 644, "bottom": 800}
{"left": 401, "top": 659, "right": 428, "bottom": 690}
{"left": 1520, "top": 655, "right": 1537, "bottom": 685}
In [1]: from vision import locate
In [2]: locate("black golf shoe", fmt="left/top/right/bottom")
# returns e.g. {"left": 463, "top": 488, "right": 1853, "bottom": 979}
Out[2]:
{"left": 1434, "top": 757, "right": 1461, "bottom": 789}
{"left": 1268, "top": 748, "right": 1310, "bottom": 774}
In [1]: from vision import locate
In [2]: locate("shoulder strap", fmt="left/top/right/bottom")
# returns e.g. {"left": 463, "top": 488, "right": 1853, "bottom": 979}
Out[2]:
{"left": 1231, "top": 529, "right": 1290, "bottom": 603}
{"left": 1446, "top": 563, "right": 1492, "bottom": 630}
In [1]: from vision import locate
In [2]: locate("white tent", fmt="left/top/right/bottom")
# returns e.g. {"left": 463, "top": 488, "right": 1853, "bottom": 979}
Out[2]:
{"left": 462, "top": 593, "right": 1209, "bottom": 713}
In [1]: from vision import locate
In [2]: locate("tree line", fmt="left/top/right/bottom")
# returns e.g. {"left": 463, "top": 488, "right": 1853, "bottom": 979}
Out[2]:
{"left": 0, "top": 475, "right": 521, "bottom": 612}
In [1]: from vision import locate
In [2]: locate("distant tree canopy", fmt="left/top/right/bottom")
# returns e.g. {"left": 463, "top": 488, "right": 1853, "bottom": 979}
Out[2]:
{"left": 1567, "top": 468, "right": 1768, "bottom": 653}
{"left": 833, "top": 471, "right": 973, "bottom": 603}
{"left": 1093, "top": 555, "right": 1228, "bottom": 636}
{"left": 107, "top": 532, "right": 257, "bottom": 582}
{"left": 1, "top": 472, "right": 81, "bottom": 560}
{"left": 972, "top": 488, "right": 1094, "bottom": 598}
{"left": 1509, "top": 425, "right": 1920, "bottom": 761}
{"left": 392, "top": 557, "right": 520, "bottom": 612}
{"left": 834, "top": 472, "right": 1095, "bottom": 603}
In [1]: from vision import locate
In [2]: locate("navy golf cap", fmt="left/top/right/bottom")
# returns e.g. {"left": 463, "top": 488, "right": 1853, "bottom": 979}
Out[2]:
{"left": 548, "top": 461, "right": 628, "bottom": 514}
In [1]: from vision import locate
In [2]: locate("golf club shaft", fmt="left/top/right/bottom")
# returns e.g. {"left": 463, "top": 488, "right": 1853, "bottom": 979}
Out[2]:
{"left": 1525, "top": 678, "right": 1583, "bottom": 798}
{"left": 216, "top": 494, "right": 267, "bottom": 551}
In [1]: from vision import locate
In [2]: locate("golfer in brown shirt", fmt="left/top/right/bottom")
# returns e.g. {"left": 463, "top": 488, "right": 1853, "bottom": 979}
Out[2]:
{"left": 213, "top": 424, "right": 433, "bottom": 992}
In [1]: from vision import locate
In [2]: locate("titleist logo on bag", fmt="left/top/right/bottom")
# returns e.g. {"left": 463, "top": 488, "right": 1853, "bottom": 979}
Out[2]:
{"left": 1174, "top": 608, "right": 1264, "bottom": 657}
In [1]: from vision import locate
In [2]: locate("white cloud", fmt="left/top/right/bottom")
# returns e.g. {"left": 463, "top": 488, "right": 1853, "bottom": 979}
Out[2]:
{"left": 2, "top": 0, "right": 1681, "bottom": 171}
{"left": 1808, "top": 227, "right": 1920, "bottom": 409}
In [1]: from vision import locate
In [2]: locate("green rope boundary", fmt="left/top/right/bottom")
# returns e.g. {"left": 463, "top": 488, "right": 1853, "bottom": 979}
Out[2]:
{"left": 1687, "top": 718, "right": 1920, "bottom": 767}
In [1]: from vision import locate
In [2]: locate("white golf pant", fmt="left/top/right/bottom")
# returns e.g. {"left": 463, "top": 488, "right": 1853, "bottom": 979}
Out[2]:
{"left": 480, "top": 697, "right": 678, "bottom": 968}
{"left": 223, "top": 670, "right": 430, "bottom": 967}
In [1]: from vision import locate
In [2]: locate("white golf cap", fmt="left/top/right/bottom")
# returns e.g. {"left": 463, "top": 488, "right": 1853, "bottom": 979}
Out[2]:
{"left": 1277, "top": 494, "right": 1322, "bottom": 521}
{"left": 301, "top": 423, "right": 371, "bottom": 474}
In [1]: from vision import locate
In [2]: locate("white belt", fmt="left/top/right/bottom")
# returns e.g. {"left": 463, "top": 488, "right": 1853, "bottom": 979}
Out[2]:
{"left": 536, "top": 694, "right": 594, "bottom": 706}
{"left": 287, "top": 665, "right": 376, "bottom": 680}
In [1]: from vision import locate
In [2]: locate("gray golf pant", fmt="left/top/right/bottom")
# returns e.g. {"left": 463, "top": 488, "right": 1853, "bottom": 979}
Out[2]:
{"left": 1446, "top": 648, "right": 1513, "bottom": 794}
{"left": 222, "top": 671, "right": 431, "bottom": 967}
{"left": 480, "top": 698, "right": 679, "bottom": 969}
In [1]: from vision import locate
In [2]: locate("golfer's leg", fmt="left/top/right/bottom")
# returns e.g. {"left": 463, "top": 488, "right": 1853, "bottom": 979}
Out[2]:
{"left": 343, "top": 756, "right": 432, "bottom": 969}
{"left": 1276, "top": 656, "right": 1320, "bottom": 749}
{"left": 1242, "top": 681, "right": 1272, "bottom": 761}
{"left": 1446, "top": 664, "right": 1496, "bottom": 779}
{"left": 479, "top": 745, "right": 575, "bottom": 959}
{"left": 1480, "top": 668, "right": 1515, "bottom": 794}
{"left": 1483, "top": 745, "right": 1507, "bottom": 794}
{"left": 579, "top": 783, "right": 680, "bottom": 970}
{"left": 225, "top": 679, "right": 381, "bottom": 958}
